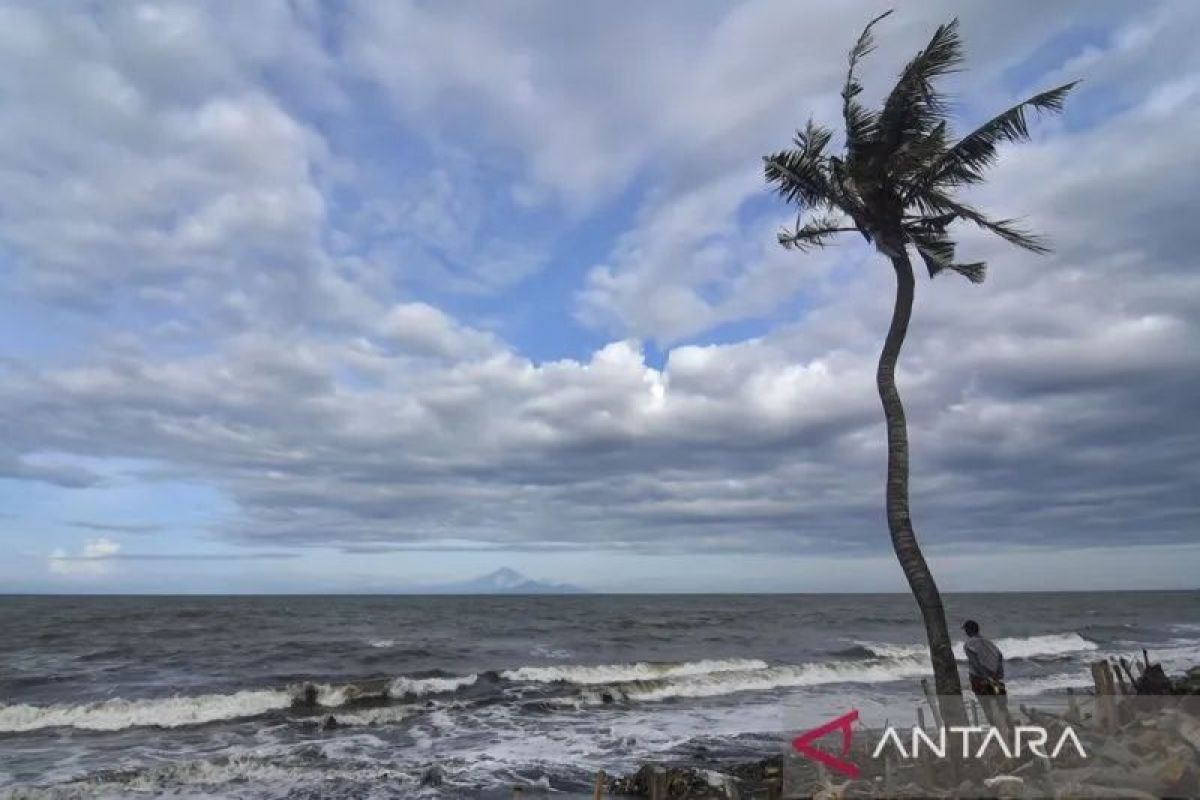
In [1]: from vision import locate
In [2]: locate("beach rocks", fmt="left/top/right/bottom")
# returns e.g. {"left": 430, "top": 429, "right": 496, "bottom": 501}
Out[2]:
{"left": 611, "top": 664, "right": 1200, "bottom": 798}
{"left": 420, "top": 764, "right": 445, "bottom": 787}
{"left": 609, "top": 759, "right": 782, "bottom": 799}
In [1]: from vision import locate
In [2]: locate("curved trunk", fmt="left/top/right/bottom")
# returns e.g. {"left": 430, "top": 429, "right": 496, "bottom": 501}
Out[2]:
{"left": 878, "top": 251, "right": 967, "bottom": 728}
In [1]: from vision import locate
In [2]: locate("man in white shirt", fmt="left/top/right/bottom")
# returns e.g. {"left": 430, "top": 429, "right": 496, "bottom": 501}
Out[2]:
{"left": 962, "top": 619, "right": 1010, "bottom": 732}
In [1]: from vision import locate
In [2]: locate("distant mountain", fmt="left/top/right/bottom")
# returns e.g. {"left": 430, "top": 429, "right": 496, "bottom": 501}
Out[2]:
{"left": 430, "top": 567, "right": 589, "bottom": 595}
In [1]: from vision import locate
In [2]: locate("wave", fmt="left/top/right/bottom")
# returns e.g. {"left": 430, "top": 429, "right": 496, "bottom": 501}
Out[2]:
{"left": 995, "top": 633, "right": 1097, "bottom": 660}
{"left": 388, "top": 674, "right": 478, "bottom": 698}
{"left": 367, "top": 638, "right": 395, "bottom": 649}
{"left": 570, "top": 658, "right": 932, "bottom": 705}
{"left": 853, "top": 632, "right": 1097, "bottom": 662}
{"left": 0, "top": 673, "right": 481, "bottom": 734}
{"left": 499, "top": 658, "right": 768, "bottom": 685}
{"left": 3, "top": 752, "right": 418, "bottom": 799}
{"left": 1018, "top": 674, "right": 1093, "bottom": 695}
{"left": 0, "top": 689, "right": 291, "bottom": 733}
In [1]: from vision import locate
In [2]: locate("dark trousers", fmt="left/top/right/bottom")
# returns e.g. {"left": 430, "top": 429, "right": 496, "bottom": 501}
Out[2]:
{"left": 970, "top": 676, "right": 1011, "bottom": 731}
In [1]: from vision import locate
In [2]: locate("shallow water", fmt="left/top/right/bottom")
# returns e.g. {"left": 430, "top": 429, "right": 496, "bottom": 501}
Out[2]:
{"left": 1, "top": 591, "right": 1197, "bottom": 797}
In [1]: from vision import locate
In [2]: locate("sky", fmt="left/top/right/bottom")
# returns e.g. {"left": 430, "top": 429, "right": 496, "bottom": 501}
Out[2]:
{"left": 1, "top": 1, "right": 1197, "bottom": 593}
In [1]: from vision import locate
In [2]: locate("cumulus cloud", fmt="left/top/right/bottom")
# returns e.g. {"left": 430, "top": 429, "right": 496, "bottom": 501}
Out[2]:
{"left": 49, "top": 538, "right": 122, "bottom": 576}
{"left": 1, "top": 1, "right": 1198, "bottom": 577}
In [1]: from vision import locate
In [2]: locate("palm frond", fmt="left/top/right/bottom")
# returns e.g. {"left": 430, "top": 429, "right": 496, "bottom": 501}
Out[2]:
{"left": 914, "top": 81, "right": 1077, "bottom": 191}
{"left": 763, "top": 119, "right": 837, "bottom": 209}
{"left": 876, "top": 19, "right": 963, "bottom": 159}
{"left": 763, "top": 12, "right": 1072, "bottom": 275}
{"left": 778, "top": 215, "right": 856, "bottom": 251}
{"left": 906, "top": 226, "right": 987, "bottom": 283}
{"left": 911, "top": 191, "right": 1051, "bottom": 253}
{"left": 843, "top": 11, "right": 892, "bottom": 164}
{"left": 889, "top": 120, "right": 948, "bottom": 184}
{"left": 793, "top": 117, "right": 834, "bottom": 154}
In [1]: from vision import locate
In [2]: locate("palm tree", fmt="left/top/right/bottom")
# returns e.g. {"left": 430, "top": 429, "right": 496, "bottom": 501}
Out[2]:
{"left": 763, "top": 12, "right": 1074, "bottom": 726}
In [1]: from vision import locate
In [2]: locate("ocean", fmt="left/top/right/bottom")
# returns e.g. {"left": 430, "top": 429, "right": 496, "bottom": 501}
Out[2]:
{"left": 1, "top": 591, "right": 1197, "bottom": 798}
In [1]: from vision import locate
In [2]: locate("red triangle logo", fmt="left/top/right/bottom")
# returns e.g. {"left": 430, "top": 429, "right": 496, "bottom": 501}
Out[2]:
{"left": 791, "top": 709, "right": 860, "bottom": 779}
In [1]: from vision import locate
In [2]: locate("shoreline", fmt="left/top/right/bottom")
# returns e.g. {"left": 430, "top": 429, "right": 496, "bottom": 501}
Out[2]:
{"left": 604, "top": 662, "right": 1200, "bottom": 799}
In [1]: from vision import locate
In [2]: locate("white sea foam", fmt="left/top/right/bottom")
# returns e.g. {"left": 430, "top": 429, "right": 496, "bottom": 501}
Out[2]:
{"left": 853, "top": 641, "right": 927, "bottom": 659}
{"left": 576, "top": 658, "right": 931, "bottom": 704}
{"left": 328, "top": 705, "right": 416, "bottom": 727}
{"left": 367, "top": 638, "right": 395, "bottom": 649}
{"left": 0, "top": 689, "right": 291, "bottom": 733}
{"left": 501, "top": 658, "right": 769, "bottom": 685}
{"left": 3, "top": 752, "right": 417, "bottom": 799}
{"left": 995, "top": 633, "right": 1098, "bottom": 659}
{"left": 855, "top": 632, "right": 1097, "bottom": 662}
{"left": 1017, "top": 674, "right": 1093, "bottom": 695}
{"left": 0, "top": 673, "right": 479, "bottom": 734}
{"left": 388, "top": 674, "right": 478, "bottom": 698}
{"left": 1142, "top": 639, "right": 1200, "bottom": 671}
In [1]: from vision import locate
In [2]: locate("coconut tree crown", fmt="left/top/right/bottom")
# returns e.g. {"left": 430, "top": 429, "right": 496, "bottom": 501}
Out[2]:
{"left": 763, "top": 11, "right": 1076, "bottom": 283}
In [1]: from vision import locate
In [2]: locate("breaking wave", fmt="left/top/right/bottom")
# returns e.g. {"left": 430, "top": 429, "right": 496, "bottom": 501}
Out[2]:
{"left": 0, "top": 689, "right": 291, "bottom": 733}
{"left": 0, "top": 673, "right": 480, "bottom": 734}
{"left": 500, "top": 658, "right": 768, "bottom": 685}
{"left": 1, "top": 635, "right": 1116, "bottom": 734}
{"left": 388, "top": 674, "right": 478, "bottom": 698}
{"left": 995, "top": 633, "right": 1098, "bottom": 660}
{"left": 853, "top": 632, "right": 1097, "bottom": 662}
{"left": 569, "top": 658, "right": 932, "bottom": 705}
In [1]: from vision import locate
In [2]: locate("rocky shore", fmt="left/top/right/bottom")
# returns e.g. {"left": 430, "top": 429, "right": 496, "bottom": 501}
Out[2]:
{"left": 603, "top": 661, "right": 1200, "bottom": 799}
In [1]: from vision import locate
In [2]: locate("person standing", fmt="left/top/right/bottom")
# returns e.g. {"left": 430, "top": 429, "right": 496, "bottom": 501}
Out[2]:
{"left": 962, "top": 619, "right": 1010, "bottom": 732}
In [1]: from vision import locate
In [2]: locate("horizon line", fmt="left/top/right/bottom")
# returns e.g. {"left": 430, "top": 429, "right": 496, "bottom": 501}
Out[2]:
{"left": 2, "top": 587, "right": 1195, "bottom": 598}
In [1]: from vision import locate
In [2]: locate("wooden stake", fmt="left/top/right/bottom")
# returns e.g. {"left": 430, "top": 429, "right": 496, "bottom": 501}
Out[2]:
{"left": 917, "top": 706, "right": 926, "bottom": 731}
{"left": 920, "top": 678, "right": 944, "bottom": 730}
{"left": 1111, "top": 658, "right": 1128, "bottom": 695}
{"left": 1090, "top": 660, "right": 1118, "bottom": 732}
{"left": 1066, "top": 687, "right": 1079, "bottom": 722}
{"left": 921, "top": 746, "right": 936, "bottom": 791}
{"left": 592, "top": 769, "right": 606, "bottom": 800}
{"left": 648, "top": 766, "right": 667, "bottom": 800}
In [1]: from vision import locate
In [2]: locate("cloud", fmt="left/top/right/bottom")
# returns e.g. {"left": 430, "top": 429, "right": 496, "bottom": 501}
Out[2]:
{"left": 377, "top": 302, "right": 501, "bottom": 360}
{"left": 49, "top": 538, "right": 122, "bottom": 577}
{"left": 70, "top": 521, "right": 162, "bottom": 534}
{"left": 0, "top": 451, "right": 103, "bottom": 489}
{"left": 104, "top": 553, "right": 299, "bottom": 561}
{"left": 47, "top": 537, "right": 294, "bottom": 576}
{"left": 1, "top": 1, "right": 1198, "bottom": 581}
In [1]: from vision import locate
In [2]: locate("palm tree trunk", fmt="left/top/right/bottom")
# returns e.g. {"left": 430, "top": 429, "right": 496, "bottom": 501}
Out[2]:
{"left": 878, "top": 251, "right": 967, "bottom": 728}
